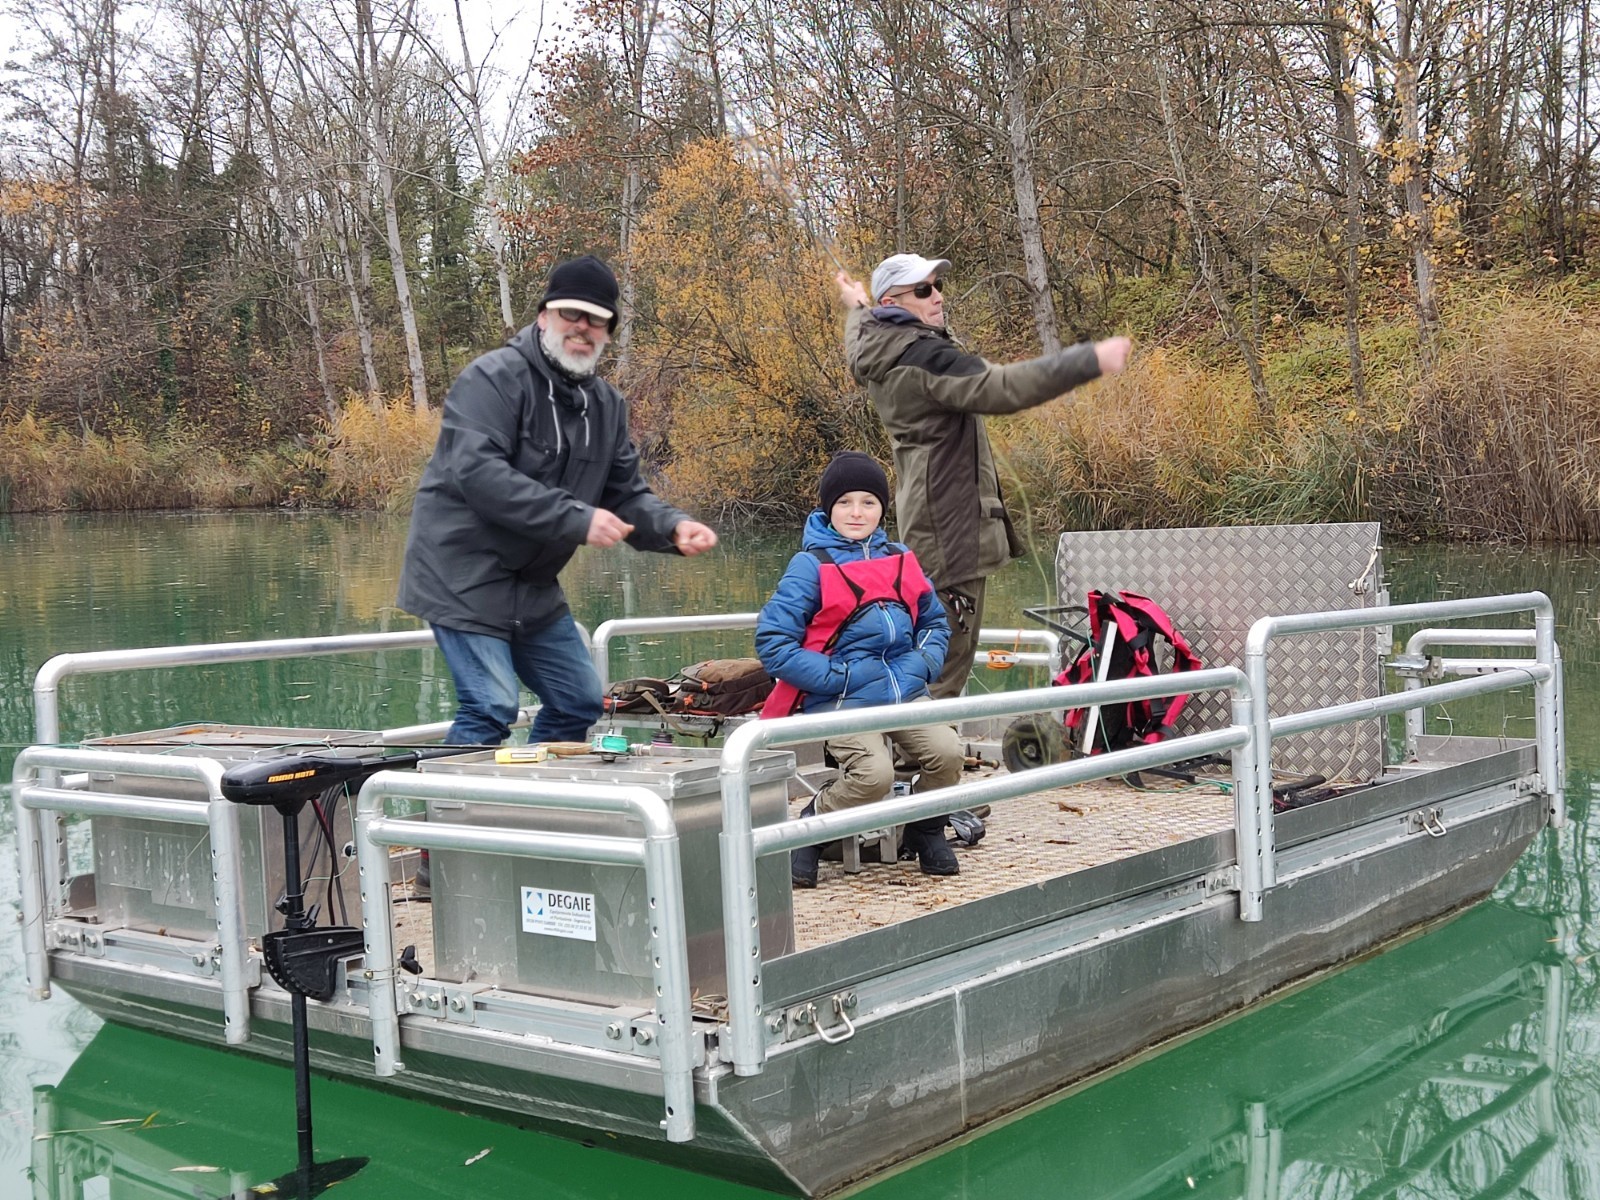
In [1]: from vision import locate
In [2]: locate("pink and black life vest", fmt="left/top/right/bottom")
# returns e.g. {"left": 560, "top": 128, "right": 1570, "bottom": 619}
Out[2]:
{"left": 761, "top": 549, "right": 934, "bottom": 718}
{"left": 1060, "top": 590, "right": 1202, "bottom": 752}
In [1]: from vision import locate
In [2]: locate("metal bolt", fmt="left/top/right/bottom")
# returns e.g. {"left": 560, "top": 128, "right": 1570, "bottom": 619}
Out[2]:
{"left": 605, "top": 1022, "right": 624, "bottom": 1040}
{"left": 449, "top": 995, "right": 467, "bottom": 1013}
{"left": 426, "top": 993, "right": 441, "bottom": 1009}
{"left": 765, "top": 1014, "right": 783, "bottom": 1034}
{"left": 633, "top": 1026, "right": 655, "bottom": 1046}
{"left": 408, "top": 992, "right": 423, "bottom": 1008}
{"left": 192, "top": 953, "right": 207, "bottom": 967}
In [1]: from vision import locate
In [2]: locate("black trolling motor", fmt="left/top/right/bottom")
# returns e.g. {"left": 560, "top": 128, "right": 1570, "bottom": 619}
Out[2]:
{"left": 219, "top": 745, "right": 459, "bottom": 1198}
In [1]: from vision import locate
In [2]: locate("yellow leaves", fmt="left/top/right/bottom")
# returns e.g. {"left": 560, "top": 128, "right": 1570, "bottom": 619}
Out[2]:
{"left": 314, "top": 394, "right": 441, "bottom": 513}
{"left": 0, "top": 176, "right": 74, "bottom": 216}
{"left": 627, "top": 139, "right": 856, "bottom": 513}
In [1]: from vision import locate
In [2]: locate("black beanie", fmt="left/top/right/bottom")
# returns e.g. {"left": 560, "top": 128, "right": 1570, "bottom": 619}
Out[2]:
{"left": 540, "top": 255, "right": 620, "bottom": 332}
{"left": 819, "top": 452, "right": 890, "bottom": 515}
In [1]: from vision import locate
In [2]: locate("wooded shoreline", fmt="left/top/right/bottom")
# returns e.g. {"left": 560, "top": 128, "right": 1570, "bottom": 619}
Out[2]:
{"left": 6, "top": 3, "right": 1600, "bottom": 540}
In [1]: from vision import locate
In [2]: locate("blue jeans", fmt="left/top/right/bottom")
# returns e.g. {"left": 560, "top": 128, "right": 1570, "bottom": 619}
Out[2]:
{"left": 431, "top": 618, "right": 603, "bottom": 745}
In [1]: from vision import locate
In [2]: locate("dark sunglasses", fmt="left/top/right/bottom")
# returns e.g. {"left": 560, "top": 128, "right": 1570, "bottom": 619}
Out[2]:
{"left": 894, "top": 279, "right": 944, "bottom": 300}
{"left": 550, "top": 306, "right": 610, "bottom": 329}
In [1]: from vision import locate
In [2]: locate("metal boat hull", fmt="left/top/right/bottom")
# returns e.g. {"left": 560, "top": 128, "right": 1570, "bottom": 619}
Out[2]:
{"left": 50, "top": 746, "right": 1543, "bottom": 1196}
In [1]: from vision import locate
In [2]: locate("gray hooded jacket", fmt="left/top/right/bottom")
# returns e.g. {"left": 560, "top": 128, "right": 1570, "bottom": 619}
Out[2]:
{"left": 397, "top": 324, "right": 688, "bottom": 637}
{"left": 845, "top": 306, "right": 1102, "bottom": 589}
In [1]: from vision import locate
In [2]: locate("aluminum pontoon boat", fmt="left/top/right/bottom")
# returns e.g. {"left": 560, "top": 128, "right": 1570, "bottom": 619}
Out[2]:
{"left": 10, "top": 524, "right": 1566, "bottom": 1196}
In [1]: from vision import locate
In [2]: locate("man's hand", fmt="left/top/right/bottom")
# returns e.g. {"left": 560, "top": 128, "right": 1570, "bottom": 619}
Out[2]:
{"left": 835, "top": 269, "right": 870, "bottom": 309}
{"left": 586, "top": 508, "right": 635, "bottom": 548}
{"left": 673, "top": 520, "right": 718, "bottom": 556}
{"left": 1095, "top": 336, "right": 1132, "bottom": 377}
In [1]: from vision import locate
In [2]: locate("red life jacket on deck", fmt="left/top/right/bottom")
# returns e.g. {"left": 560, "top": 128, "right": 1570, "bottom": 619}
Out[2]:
{"left": 761, "top": 548, "right": 934, "bottom": 718}
{"left": 1060, "top": 589, "right": 1202, "bottom": 752}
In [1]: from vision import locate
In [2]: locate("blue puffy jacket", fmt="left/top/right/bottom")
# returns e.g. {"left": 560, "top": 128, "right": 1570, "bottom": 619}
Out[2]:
{"left": 756, "top": 511, "right": 951, "bottom": 712}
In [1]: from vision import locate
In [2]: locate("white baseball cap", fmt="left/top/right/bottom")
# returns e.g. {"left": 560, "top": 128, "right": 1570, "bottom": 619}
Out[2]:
{"left": 870, "top": 253, "right": 952, "bottom": 303}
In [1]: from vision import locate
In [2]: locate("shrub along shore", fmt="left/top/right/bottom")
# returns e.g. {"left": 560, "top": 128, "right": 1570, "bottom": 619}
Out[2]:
{"left": 5, "top": 275, "right": 1599, "bottom": 543}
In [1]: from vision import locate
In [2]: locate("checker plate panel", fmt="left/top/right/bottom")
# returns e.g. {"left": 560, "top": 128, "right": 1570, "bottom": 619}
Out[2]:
{"left": 1056, "top": 523, "right": 1385, "bottom": 779}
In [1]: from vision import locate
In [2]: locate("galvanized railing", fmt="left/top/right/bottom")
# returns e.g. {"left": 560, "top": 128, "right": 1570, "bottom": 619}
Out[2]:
{"left": 715, "top": 668, "right": 1256, "bottom": 1076}
{"left": 715, "top": 593, "right": 1563, "bottom": 1076}
{"left": 353, "top": 770, "right": 697, "bottom": 1143}
{"left": 590, "top": 614, "right": 1060, "bottom": 688}
{"left": 1394, "top": 627, "right": 1566, "bottom": 795}
{"left": 10, "top": 746, "right": 255, "bottom": 1042}
{"left": 1245, "top": 595, "right": 1562, "bottom": 844}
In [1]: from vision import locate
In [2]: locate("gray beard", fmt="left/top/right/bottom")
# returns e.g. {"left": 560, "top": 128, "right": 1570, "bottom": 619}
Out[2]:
{"left": 541, "top": 324, "right": 601, "bottom": 378}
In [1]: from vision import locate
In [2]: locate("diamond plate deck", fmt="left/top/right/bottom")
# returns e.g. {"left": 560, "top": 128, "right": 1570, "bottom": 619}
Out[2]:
{"left": 1056, "top": 523, "right": 1385, "bottom": 779}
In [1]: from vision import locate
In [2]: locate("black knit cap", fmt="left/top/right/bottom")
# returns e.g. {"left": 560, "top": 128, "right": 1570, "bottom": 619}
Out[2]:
{"left": 819, "top": 451, "right": 890, "bottom": 515}
{"left": 540, "top": 255, "right": 620, "bottom": 332}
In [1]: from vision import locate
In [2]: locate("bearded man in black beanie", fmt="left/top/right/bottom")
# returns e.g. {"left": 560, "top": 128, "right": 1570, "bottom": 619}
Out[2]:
{"left": 399, "top": 255, "right": 718, "bottom": 751}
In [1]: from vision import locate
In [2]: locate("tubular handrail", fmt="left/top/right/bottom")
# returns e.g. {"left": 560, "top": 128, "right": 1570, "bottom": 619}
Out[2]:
{"left": 1245, "top": 594, "right": 1562, "bottom": 843}
{"left": 355, "top": 770, "right": 697, "bottom": 1144}
{"left": 716, "top": 667, "right": 1254, "bottom": 1076}
{"left": 10, "top": 746, "right": 253, "bottom": 1044}
{"left": 589, "top": 614, "right": 1060, "bottom": 688}
{"left": 32, "top": 631, "right": 440, "bottom": 746}
{"left": 1396, "top": 629, "right": 1566, "bottom": 797}
{"left": 30, "top": 629, "right": 442, "bottom": 914}
{"left": 14, "top": 594, "right": 1565, "bottom": 1108}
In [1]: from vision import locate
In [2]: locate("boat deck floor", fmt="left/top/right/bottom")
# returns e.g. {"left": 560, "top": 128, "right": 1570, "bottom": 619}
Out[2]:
{"left": 386, "top": 768, "right": 1235, "bottom": 964}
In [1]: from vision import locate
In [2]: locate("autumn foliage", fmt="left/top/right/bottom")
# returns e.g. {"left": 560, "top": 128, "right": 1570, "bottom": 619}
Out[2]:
{"left": 626, "top": 140, "right": 875, "bottom": 521}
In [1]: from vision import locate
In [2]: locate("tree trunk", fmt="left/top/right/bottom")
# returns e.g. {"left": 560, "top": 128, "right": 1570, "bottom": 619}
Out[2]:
{"left": 616, "top": 0, "right": 663, "bottom": 364}
{"left": 1394, "top": 0, "right": 1439, "bottom": 368}
{"left": 376, "top": 151, "right": 429, "bottom": 410}
{"left": 450, "top": 0, "right": 516, "bottom": 338}
{"left": 360, "top": 0, "right": 428, "bottom": 408}
{"left": 1155, "top": 54, "right": 1272, "bottom": 421}
{"left": 1003, "top": 0, "right": 1059, "bottom": 354}
{"left": 332, "top": 193, "right": 382, "bottom": 399}
{"left": 1324, "top": 2, "right": 1367, "bottom": 407}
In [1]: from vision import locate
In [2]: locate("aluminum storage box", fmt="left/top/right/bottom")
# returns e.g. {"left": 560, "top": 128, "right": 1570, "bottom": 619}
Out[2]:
{"left": 419, "top": 746, "right": 796, "bottom": 1006}
{"left": 81, "top": 724, "right": 373, "bottom": 941}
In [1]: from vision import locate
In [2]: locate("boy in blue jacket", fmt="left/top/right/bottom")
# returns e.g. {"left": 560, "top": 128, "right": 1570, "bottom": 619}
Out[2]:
{"left": 756, "top": 452, "right": 964, "bottom": 888}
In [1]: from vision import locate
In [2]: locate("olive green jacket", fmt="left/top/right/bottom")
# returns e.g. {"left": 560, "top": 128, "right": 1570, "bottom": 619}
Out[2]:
{"left": 844, "top": 305, "right": 1102, "bottom": 589}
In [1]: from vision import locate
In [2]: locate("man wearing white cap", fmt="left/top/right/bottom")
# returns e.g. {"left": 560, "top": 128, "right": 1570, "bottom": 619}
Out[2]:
{"left": 835, "top": 255, "right": 1131, "bottom": 698}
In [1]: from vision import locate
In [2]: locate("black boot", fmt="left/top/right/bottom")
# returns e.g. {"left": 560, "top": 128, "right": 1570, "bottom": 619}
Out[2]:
{"left": 791, "top": 843, "right": 821, "bottom": 889}
{"left": 904, "top": 818, "right": 959, "bottom": 876}
{"left": 792, "top": 798, "right": 821, "bottom": 889}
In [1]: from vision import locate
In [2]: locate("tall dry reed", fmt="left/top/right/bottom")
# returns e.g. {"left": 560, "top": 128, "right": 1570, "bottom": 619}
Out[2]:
{"left": 1398, "top": 300, "right": 1600, "bottom": 540}
{"left": 313, "top": 395, "right": 440, "bottom": 512}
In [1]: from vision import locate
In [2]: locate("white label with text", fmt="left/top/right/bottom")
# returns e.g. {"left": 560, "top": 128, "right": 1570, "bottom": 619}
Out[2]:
{"left": 521, "top": 886, "right": 597, "bottom": 941}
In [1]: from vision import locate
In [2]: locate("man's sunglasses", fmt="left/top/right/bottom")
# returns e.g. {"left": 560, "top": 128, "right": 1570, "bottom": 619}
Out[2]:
{"left": 551, "top": 306, "right": 610, "bottom": 329}
{"left": 894, "top": 279, "right": 944, "bottom": 300}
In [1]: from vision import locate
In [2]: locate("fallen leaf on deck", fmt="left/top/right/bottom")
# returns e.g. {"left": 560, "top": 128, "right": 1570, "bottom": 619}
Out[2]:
{"left": 1056, "top": 802, "right": 1086, "bottom": 815}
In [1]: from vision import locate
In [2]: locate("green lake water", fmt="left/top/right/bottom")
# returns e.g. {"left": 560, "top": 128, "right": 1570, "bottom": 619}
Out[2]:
{"left": 1, "top": 512, "right": 1597, "bottom": 1198}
